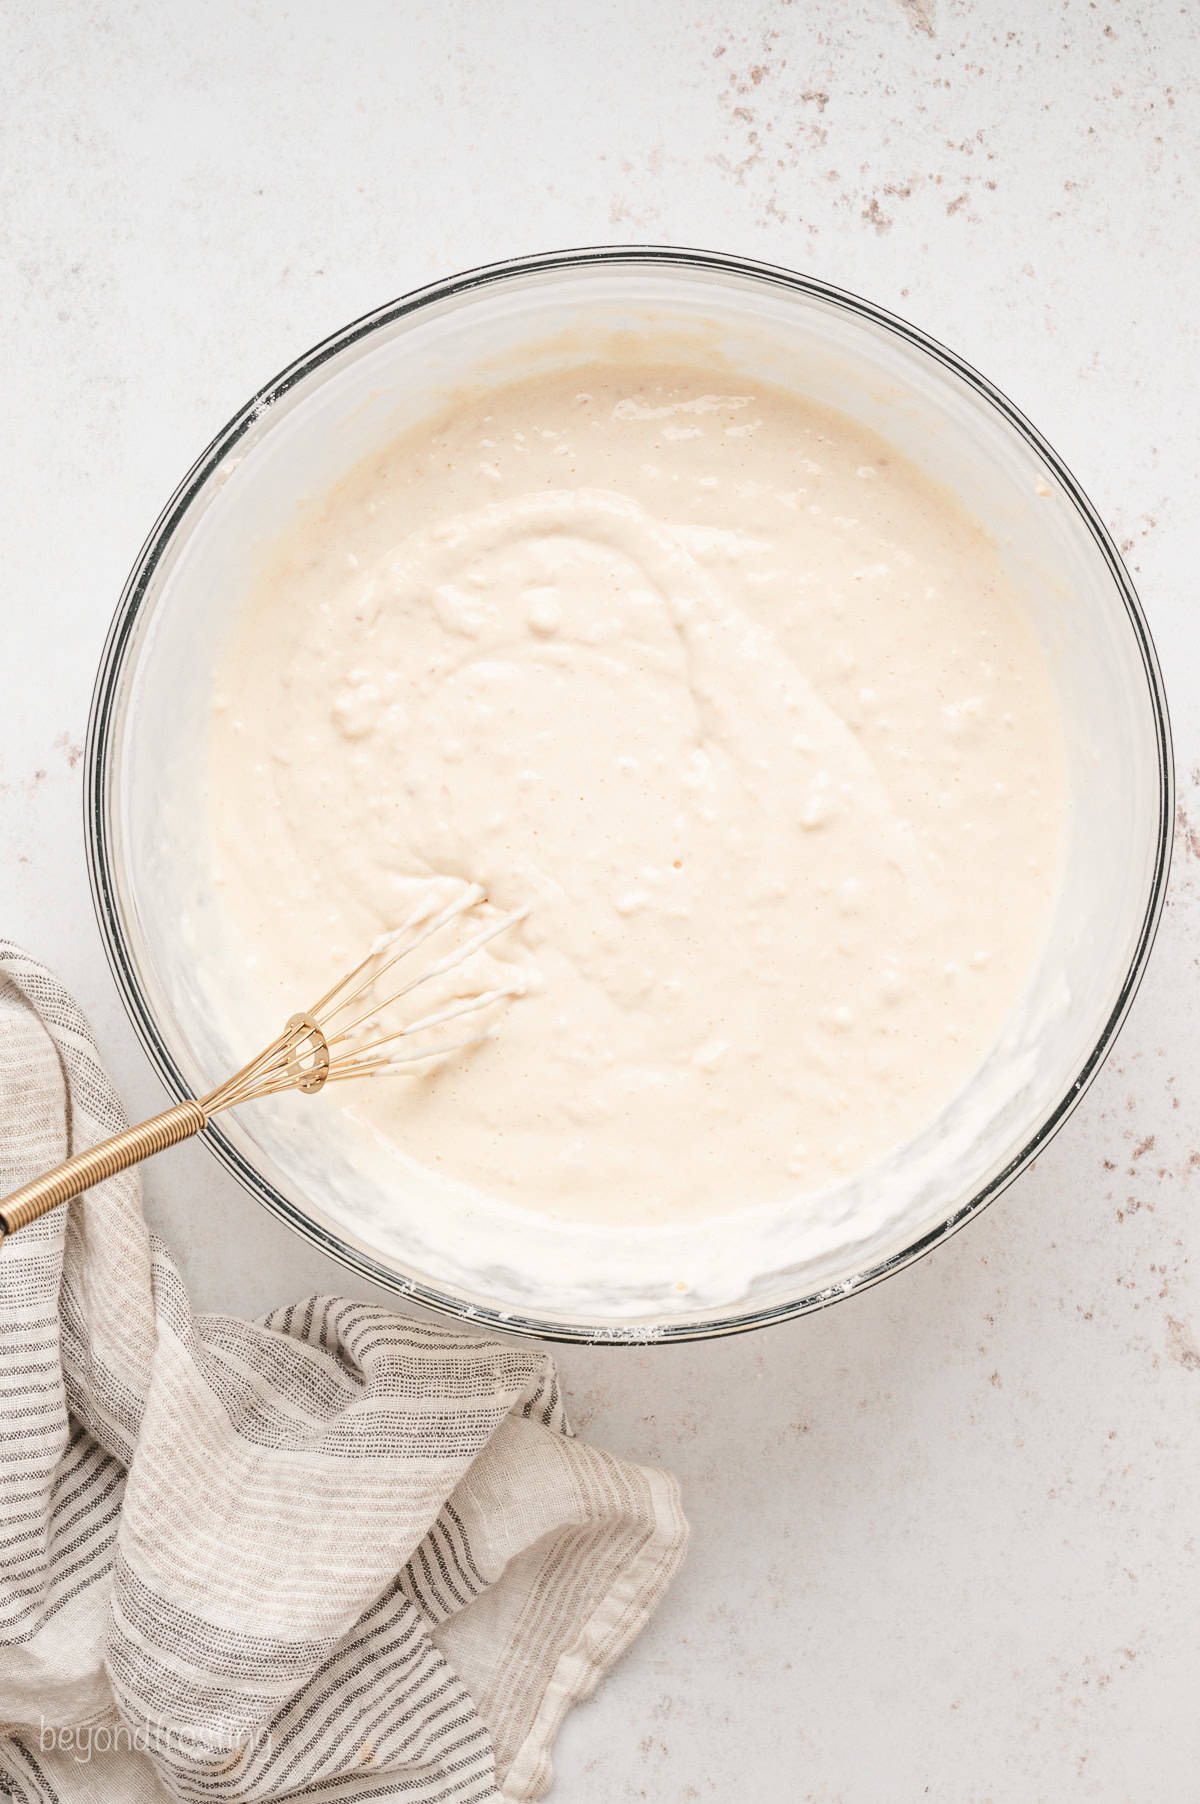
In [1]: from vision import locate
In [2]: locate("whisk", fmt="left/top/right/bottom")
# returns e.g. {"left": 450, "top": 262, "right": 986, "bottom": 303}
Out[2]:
{"left": 0, "top": 884, "right": 527, "bottom": 1248}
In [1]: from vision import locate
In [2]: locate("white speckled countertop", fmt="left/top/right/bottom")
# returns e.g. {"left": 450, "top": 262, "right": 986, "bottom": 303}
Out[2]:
{"left": 3, "top": 2, "right": 1198, "bottom": 1796}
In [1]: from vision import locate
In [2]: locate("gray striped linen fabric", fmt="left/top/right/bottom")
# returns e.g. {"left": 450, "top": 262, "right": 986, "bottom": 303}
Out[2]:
{"left": 0, "top": 945, "right": 687, "bottom": 1802}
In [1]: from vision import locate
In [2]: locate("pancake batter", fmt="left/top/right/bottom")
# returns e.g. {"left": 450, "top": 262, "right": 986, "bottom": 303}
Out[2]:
{"left": 209, "top": 362, "right": 1064, "bottom": 1230}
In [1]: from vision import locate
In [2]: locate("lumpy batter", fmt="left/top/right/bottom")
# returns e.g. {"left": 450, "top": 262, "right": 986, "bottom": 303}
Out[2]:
{"left": 210, "top": 363, "right": 1063, "bottom": 1229}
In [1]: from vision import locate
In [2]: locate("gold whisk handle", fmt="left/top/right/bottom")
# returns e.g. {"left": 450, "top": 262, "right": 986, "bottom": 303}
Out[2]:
{"left": 0, "top": 1100, "right": 208, "bottom": 1246}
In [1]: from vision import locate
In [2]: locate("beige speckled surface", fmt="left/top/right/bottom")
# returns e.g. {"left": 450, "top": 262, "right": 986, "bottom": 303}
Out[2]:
{"left": 2, "top": 2, "right": 1197, "bottom": 1796}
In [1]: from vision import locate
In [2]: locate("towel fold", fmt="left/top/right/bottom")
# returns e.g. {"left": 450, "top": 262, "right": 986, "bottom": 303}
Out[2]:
{"left": 0, "top": 943, "right": 687, "bottom": 1801}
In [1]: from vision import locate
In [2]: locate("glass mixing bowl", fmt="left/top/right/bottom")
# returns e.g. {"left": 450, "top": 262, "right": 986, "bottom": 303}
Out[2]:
{"left": 86, "top": 247, "right": 1173, "bottom": 1344}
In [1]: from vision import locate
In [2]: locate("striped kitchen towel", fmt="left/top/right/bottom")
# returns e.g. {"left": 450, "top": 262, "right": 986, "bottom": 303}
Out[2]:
{"left": 0, "top": 944, "right": 687, "bottom": 1802}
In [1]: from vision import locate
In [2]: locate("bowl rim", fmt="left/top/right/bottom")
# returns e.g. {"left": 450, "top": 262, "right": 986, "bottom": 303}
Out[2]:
{"left": 84, "top": 243, "right": 1175, "bottom": 1345}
